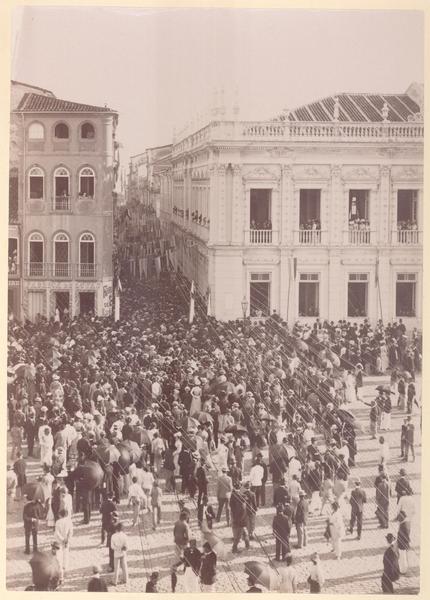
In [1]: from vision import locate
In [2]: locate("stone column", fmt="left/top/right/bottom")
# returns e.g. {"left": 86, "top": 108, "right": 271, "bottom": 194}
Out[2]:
{"left": 217, "top": 164, "right": 227, "bottom": 243}
{"left": 208, "top": 165, "right": 219, "bottom": 244}
{"left": 231, "top": 164, "right": 243, "bottom": 245}
{"left": 279, "top": 248, "right": 289, "bottom": 320}
{"left": 280, "top": 165, "right": 292, "bottom": 245}
{"left": 378, "top": 165, "right": 391, "bottom": 245}
{"left": 328, "top": 250, "right": 343, "bottom": 321}
{"left": 330, "top": 165, "right": 343, "bottom": 245}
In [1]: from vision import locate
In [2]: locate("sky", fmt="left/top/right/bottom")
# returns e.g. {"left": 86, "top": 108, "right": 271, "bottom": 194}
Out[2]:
{"left": 11, "top": 7, "right": 424, "bottom": 166}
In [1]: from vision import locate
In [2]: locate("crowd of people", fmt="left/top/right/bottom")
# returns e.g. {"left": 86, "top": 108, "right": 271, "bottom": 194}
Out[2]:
{"left": 6, "top": 272, "right": 421, "bottom": 593}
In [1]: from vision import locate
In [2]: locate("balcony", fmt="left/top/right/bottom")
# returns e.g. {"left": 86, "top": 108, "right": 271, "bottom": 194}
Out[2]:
{"left": 76, "top": 263, "right": 98, "bottom": 279}
{"left": 245, "top": 229, "right": 278, "bottom": 245}
{"left": 344, "top": 229, "right": 373, "bottom": 245}
{"left": 296, "top": 229, "right": 325, "bottom": 245}
{"left": 52, "top": 196, "right": 72, "bottom": 212}
{"left": 25, "top": 263, "right": 98, "bottom": 280}
{"left": 393, "top": 229, "right": 421, "bottom": 245}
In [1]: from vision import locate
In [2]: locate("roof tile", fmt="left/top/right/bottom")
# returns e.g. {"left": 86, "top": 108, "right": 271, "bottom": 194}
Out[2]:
{"left": 16, "top": 92, "right": 116, "bottom": 113}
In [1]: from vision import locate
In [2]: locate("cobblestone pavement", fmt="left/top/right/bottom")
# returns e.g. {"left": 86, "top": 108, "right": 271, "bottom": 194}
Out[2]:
{"left": 6, "top": 376, "right": 421, "bottom": 593}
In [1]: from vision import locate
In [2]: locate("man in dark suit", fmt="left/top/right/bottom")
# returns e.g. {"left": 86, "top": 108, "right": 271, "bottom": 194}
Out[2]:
{"left": 25, "top": 409, "right": 38, "bottom": 458}
{"left": 23, "top": 496, "right": 45, "bottom": 554}
{"left": 404, "top": 417, "right": 415, "bottom": 462}
{"left": 349, "top": 478, "right": 367, "bottom": 540}
{"left": 381, "top": 533, "right": 400, "bottom": 593}
{"left": 294, "top": 490, "right": 309, "bottom": 548}
{"left": 395, "top": 468, "right": 413, "bottom": 502}
{"left": 272, "top": 504, "right": 291, "bottom": 561}
{"left": 87, "top": 565, "right": 108, "bottom": 591}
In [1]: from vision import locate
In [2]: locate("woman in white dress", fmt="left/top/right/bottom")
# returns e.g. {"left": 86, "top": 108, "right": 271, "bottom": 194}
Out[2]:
{"left": 344, "top": 371, "right": 357, "bottom": 404}
{"left": 189, "top": 387, "right": 202, "bottom": 416}
{"left": 328, "top": 501, "right": 346, "bottom": 559}
{"left": 380, "top": 342, "right": 389, "bottom": 373}
{"left": 173, "top": 433, "right": 182, "bottom": 477}
{"left": 39, "top": 425, "right": 54, "bottom": 468}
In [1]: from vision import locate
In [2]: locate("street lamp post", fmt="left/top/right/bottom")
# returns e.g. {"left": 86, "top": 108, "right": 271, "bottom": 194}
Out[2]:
{"left": 241, "top": 296, "right": 249, "bottom": 322}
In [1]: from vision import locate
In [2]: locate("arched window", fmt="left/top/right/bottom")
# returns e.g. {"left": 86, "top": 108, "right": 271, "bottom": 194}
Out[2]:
{"left": 79, "top": 232, "right": 96, "bottom": 277}
{"left": 54, "top": 122, "right": 69, "bottom": 139}
{"left": 28, "top": 122, "right": 44, "bottom": 140}
{"left": 28, "top": 166, "right": 44, "bottom": 199}
{"left": 79, "top": 167, "right": 95, "bottom": 197}
{"left": 53, "top": 232, "right": 70, "bottom": 278}
{"left": 54, "top": 167, "right": 70, "bottom": 210}
{"left": 28, "top": 232, "right": 44, "bottom": 277}
{"left": 81, "top": 122, "right": 95, "bottom": 139}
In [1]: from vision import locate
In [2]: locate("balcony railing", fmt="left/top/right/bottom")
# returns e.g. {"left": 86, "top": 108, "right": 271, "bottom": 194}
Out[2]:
{"left": 245, "top": 229, "right": 278, "bottom": 244}
{"left": 26, "top": 262, "right": 46, "bottom": 278}
{"left": 393, "top": 229, "right": 421, "bottom": 245}
{"left": 296, "top": 229, "right": 324, "bottom": 245}
{"left": 344, "top": 229, "right": 373, "bottom": 245}
{"left": 76, "top": 263, "right": 98, "bottom": 278}
{"left": 52, "top": 196, "right": 72, "bottom": 211}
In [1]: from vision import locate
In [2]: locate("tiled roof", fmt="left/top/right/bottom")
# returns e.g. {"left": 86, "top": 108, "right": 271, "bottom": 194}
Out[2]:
{"left": 278, "top": 92, "right": 421, "bottom": 123}
{"left": 16, "top": 92, "right": 117, "bottom": 113}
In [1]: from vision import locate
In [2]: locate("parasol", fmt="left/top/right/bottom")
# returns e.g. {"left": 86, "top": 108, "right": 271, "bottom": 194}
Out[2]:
{"left": 29, "top": 551, "right": 61, "bottom": 591}
{"left": 244, "top": 561, "right": 280, "bottom": 591}
{"left": 23, "top": 481, "right": 45, "bottom": 503}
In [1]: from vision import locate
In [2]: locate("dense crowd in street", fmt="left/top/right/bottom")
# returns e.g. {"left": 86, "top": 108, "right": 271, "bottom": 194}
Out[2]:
{"left": 6, "top": 271, "right": 421, "bottom": 592}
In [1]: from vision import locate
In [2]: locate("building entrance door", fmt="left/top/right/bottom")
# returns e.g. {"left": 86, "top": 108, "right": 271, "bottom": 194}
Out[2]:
{"left": 28, "top": 291, "right": 45, "bottom": 321}
{"left": 55, "top": 292, "right": 70, "bottom": 318}
{"left": 80, "top": 292, "right": 95, "bottom": 315}
{"left": 250, "top": 282, "right": 270, "bottom": 317}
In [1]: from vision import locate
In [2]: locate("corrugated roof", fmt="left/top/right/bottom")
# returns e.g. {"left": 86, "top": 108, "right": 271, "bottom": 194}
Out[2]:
{"left": 16, "top": 92, "right": 117, "bottom": 113}
{"left": 278, "top": 92, "right": 420, "bottom": 123}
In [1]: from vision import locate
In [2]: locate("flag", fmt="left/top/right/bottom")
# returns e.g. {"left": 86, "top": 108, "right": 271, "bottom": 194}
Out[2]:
{"left": 189, "top": 280, "right": 195, "bottom": 324}
{"left": 207, "top": 288, "right": 211, "bottom": 317}
{"left": 375, "top": 255, "right": 379, "bottom": 286}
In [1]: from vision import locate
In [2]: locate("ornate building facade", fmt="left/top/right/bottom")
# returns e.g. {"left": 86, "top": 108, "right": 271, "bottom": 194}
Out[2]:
{"left": 156, "top": 84, "right": 423, "bottom": 327}
{"left": 9, "top": 81, "right": 119, "bottom": 321}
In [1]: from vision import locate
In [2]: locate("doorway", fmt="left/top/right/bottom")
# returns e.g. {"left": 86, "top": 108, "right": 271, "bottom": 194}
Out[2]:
{"left": 80, "top": 292, "right": 95, "bottom": 315}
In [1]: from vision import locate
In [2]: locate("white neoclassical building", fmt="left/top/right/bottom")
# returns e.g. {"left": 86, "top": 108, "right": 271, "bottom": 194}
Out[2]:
{"left": 154, "top": 83, "right": 423, "bottom": 327}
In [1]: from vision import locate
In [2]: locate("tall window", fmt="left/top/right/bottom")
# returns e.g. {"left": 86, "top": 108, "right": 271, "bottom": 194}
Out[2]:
{"left": 299, "top": 273, "right": 320, "bottom": 317}
{"left": 299, "top": 189, "right": 321, "bottom": 229}
{"left": 349, "top": 190, "right": 369, "bottom": 223}
{"left": 81, "top": 122, "right": 95, "bottom": 139}
{"left": 54, "top": 123, "right": 69, "bottom": 139}
{"left": 79, "top": 167, "right": 95, "bottom": 197}
{"left": 79, "top": 232, "right": 95, "bottom": 277}
{"left": 250, "top": 189, "right": 272, "bottom": 229}
{"left": 53, "top": 232, "right": 70, "bottom": 278}
{"left": 28, "top": 232, "right": 44, "bottom": 276}
{"left": 28, "top": 122, "right": 44, "bottom": 140}
{"left": 348, "top": 273, "right": 368, "bottom": 317}
{"left": 396, "top": 273, "right": 416, "bottom": 317}
{"left": 54, "top": 167, "right": 70, "bottom": 210}
{"left": 29, "top": 166, "right": 44, "bottom": 199}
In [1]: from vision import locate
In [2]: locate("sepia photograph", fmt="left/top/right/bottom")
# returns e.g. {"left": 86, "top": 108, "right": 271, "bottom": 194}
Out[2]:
{"left": 5, "top": 4, "right": 424, "bottom": 594}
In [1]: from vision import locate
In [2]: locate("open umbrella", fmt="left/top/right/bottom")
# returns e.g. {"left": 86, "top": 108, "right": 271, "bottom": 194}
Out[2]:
{"left": 29, "top": 551, "right": 61, "bottom": 591}
{"left": 193, "top": 411, "right": 214, "bottom": 425}
{"left": 202, "top": 530, "right": 227, "bottom": 560}
{"left": 12, "top": 363, "right": 36, "bottom": 379}
{"left": 244, "top": 561, "right": 280, "bottom": 591}
{"left": 224, "top": 424, "right": 248, "bottom": 435}
{"left": 185, "top": 416, "right": 200, "bottom": 432}
{"left": 119, "top": 440, "right": 142, "bottom": 463}
{"left": 23, "top": 482, "right": 45, "bottom": 502}
{"left": 96, "top": 442, "right": 120, "bottom": 464}
{"left": 73, "top": 460, "right": 104, "bottom": 490}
